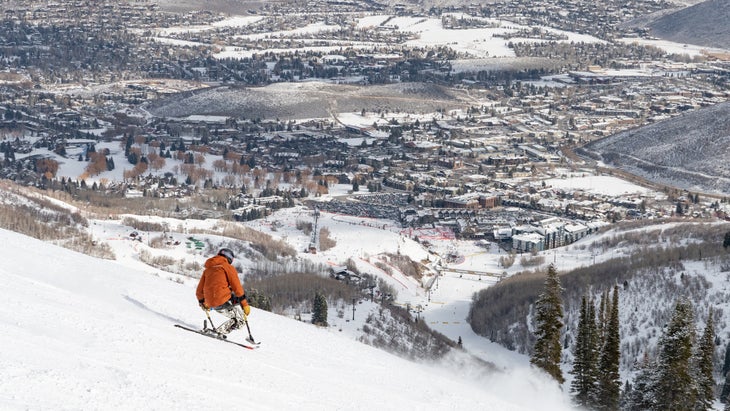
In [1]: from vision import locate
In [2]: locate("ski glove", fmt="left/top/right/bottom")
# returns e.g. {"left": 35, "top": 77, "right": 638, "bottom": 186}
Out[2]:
{"left": 198, "top": 299, "right": 209, "bottom": 311}
{"left": 242, "top": 302, "right": 251, "bottom": 316}
{"left": 232, "top": 293, "right": 246, "bottom": 304}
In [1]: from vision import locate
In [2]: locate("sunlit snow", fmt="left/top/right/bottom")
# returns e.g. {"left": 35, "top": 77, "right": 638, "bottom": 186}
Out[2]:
{"left": 0, "top": 225, "right": 574, "bottom": 410}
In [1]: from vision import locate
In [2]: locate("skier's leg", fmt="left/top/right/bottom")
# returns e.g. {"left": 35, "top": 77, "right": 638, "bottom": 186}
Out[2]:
{"left": 214, "top": 305, "right": 238, "bottom": 335}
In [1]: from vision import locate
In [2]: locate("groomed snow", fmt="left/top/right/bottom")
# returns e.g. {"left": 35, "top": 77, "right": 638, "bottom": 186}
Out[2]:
{"left": 545, "top": 175, "right": 651, "bottom": 196}
{"left": 0, "top": 228, "right": 574, "bottom": 410}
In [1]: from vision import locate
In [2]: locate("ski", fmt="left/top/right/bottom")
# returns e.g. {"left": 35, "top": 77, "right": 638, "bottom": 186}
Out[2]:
{"left": 174, "top": 324, "right": 259, "bottom": 350}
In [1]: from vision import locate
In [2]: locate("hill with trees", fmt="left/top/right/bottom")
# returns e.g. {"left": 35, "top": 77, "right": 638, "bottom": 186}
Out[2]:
{"left": 579, "top": 101, "right": 730, "bottom": 195}
{"left": 468, "top": 220, "right": 730, "bottom": 409}
{"left": 648, "top": 0, "right": 730, "bottom": 49}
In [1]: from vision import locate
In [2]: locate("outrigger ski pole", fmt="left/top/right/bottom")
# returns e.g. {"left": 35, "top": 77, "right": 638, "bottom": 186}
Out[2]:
{"left": 243, "top": 312, "right": 257, "bottom": 345}
{"left": 204, "top": 309, "right": 225, "bottom": 337}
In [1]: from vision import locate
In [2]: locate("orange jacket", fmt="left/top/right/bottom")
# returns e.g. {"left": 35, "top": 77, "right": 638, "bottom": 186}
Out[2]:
{"left": 195, "top": 254, "right": 245, "bottom": 308}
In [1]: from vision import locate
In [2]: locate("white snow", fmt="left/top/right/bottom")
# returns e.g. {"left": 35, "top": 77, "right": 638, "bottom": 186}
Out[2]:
{"left": 545, "top": 175, "right": 651, "bottom": 196}
{"left": 234, "top": 22, "right": 342, "bottom": 41}
{"left": 618, "top": 37, "right": 730, "bottom": 57}
{"left": 0, "top": 217, "right": 574, "bottom": 409}
{"left": 148, "top": 13, "right": 613, "bottom": 60}
{"left": 355, "top": 15, "right": 391, "bottom": 29}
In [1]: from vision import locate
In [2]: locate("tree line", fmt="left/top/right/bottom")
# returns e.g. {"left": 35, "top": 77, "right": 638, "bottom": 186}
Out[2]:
{"left": 530, "top": 264, "right": 719, "bottom": 410}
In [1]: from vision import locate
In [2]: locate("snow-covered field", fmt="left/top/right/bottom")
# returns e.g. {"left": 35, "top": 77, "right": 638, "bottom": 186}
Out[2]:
{"left": 149, "top": 13, "right": 605, "bottom": 60}
{"left": 544, "top": 175, "right": 651, "bottom": 196}
{"left": 619, "top": 37, "right": 730, "bottom": 57}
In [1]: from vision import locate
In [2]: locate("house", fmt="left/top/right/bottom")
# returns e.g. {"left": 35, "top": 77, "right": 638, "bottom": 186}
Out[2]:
{"left": 330, "top": 266, "right": 361, "bottom": 283}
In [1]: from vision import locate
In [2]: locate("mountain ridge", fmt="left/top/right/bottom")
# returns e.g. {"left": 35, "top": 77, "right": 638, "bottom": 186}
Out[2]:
{"left": 648, "top": 0, "right": 730, "bottom": 49}
{"left": 581, "top": 101, "right": 730, "bottom": 195}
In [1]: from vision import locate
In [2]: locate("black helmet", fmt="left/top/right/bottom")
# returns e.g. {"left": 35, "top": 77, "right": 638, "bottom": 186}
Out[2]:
{"left": 218, "top": 248, "right": 234, "bottom": 264}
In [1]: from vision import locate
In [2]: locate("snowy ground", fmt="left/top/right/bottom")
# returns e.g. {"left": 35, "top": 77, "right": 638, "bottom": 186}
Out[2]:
{"left": 0, "top": 226, "right": 574, "bottom": 410}
{"left": 147, "top": 13, "right": 604, "bottom": 60}
{"left": 544, "top": 175, "right": 652, "bottom": 196}
{"left": 618, "top": 37, "right": 730, "bottom": 57}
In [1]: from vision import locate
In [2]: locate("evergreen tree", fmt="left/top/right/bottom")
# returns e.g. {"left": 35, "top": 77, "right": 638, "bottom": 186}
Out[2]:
{"left": 654, "top": 300, "right": 696, "bottom": 410}
{"left": 619, "top": 380, "right": 632, "bottom": 411}
{"left": 570, "top": 295, "right": 598, "bottom": 407}
{"left": 124, "top": 134, "right": 132, "bottom": 157}
{"left": 596, "top": 286, "right": 621, "bottom": 410}
{"left": 723, "top": 372, "right": 730, "bottom": 406}
{"left": 530, "top": 264, "right": 564, "bottom": 384}
{"left": 247, "top": 288, "right": 272, "bottom": 312}
{"left": 694, "top": 310, "right": 715, "bottom": 411}
{"left": 597, "top": 289, "right": 609, "bottom": 340}
{"left": 722, "top": 343, "right": 730, "bottom": 403}
{"left": 626, "top": 354, "right": 658, "bottom": 411}
{"left": 312, "top": 292, "right": 328, "bottom": 326}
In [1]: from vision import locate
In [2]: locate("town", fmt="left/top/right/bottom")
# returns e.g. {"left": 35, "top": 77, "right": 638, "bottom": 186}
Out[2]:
{"left": 0, "top": 0, "right": 729, "bottom": 255}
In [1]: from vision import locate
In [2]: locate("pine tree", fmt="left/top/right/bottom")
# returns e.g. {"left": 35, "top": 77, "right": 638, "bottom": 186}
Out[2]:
{"left": 724, "top": 372, "right": 730, "bottom": 407}
{"left": 619, "top": 380, "right": 632, "bottom": 410}
{"left": 312, "top": 292, "right": 328, "bottom": 326}
{"left": 654, "top": 300, "right": 696, "bottom": 410}
{"left": 723, "top": 361, "right": 730, "bottom": 405}
{"left": 694, "top": 310, "right": 715, "bottom": 411}
{"left": 586, "top": 300, "right": 600, "bottom": 406}
{"left": 723, "top": 342, "right": 730, "bottom": 378}
{"left": 596, "top": 286, "right": 621, "bottom": 411}
{"left": 247, "top": 288, "right": 272, "bottom": 312}
{"left": 625, "top": 354, "right": 658, "bottom": 411}
{"left": 570, "top": 295, "right": 598, "bottom": 407}
{"left": 530, "top": 264, "right": 564, "bottom": 384}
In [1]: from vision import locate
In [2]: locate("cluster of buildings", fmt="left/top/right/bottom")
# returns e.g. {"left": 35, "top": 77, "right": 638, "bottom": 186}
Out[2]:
{"left": 0, "top": 0, "right": 728, "bottom": 254}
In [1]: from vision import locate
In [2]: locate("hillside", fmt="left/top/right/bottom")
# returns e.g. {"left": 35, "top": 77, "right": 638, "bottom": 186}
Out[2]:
{"left": 0, "top": 182, "right": 577, "bottom": 409}
{"left": 146, "top": 82, "right": 471, "bottom": 120}
{"left": 0, "top": 227, "right": 574, "bottom": 410}
{"left": 155, "top": 0, "right": 268, "bottom": 14}
{"left": 469, "top": 220, "right": 730, "bottom": 383}
{"left": 648, "top": 0, "right": 730, "bottom": 49}
{"left": 580, "top": 101, "right": 730, "bottom": 195}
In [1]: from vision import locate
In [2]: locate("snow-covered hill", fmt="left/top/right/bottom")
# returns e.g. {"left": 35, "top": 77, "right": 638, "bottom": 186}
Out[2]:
{"left": 648, "top": 0, "right": 730, "bottom": 50}
{"left": 0, "top": 227, "right": 573, "bottom": 410}
{"left": 582, "top": 101, "right": 730, "bottom": 195}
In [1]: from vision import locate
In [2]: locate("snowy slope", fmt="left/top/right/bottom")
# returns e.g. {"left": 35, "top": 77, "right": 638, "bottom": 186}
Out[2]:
{"left": 0, "top": 228, "right": 573, "bottom": 410}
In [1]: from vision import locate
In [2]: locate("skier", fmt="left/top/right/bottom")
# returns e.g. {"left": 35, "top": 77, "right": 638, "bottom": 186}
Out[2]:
{"left": 196, "top": 248, "right": 251, "bottom": 335}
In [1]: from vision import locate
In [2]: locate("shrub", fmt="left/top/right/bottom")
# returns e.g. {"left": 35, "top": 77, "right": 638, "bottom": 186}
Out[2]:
{"left": 296, "top": 220, "right": 313, "bottom": 235}
{"left": 319, "top": 227, "right": 336, "bottom": 251}
{"left": 245, "top": 272, "right": 359, "bottom": 315}
{"left": 121, "top": 217, "right": 167, "bottom": 233}
{"left": 384, "top": 253, "right": 426, "bottom": 280}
